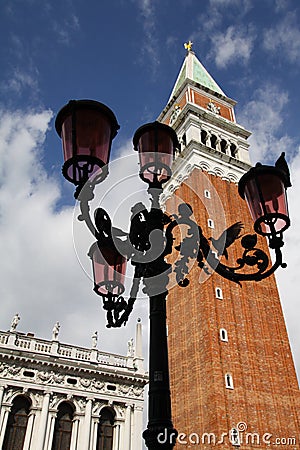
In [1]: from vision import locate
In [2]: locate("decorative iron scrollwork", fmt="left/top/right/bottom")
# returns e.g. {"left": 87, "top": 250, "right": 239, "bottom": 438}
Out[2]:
{"left": 77, "top": 180, "right": 287, "bottom": 327}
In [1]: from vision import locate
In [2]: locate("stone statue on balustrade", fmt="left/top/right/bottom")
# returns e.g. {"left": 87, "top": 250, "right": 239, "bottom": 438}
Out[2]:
{"left": 127, "top": 338, "right": 134, "bottom": 357}
{"left": 10, "top": 313, "right": 20, "bottom": 332}
{"left": 52, "top": 321, "right": 60, "bottom": 340}
{"left": 92, "top": 331, "right": 98, "bottom": 348}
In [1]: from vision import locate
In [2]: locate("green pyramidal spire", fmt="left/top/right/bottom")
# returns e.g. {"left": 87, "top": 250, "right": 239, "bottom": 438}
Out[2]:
{"left": 169, "top": 42, "right": 225, "bottom": 100}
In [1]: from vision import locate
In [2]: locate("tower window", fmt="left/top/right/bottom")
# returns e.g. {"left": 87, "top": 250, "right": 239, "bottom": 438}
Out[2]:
{"left": 208, "top": 219, "right": 214, "bottom": 229}
{"left": 201, "top": 130, "right": 207, "bottom": 145}
{"left": 210, "top": 134, "right": 217, "bottom": 149}
{"left": 215, "top": 287, "right": 223, "bottom": 299}
{"left": 220, "top": 328, "right": 228, "bottom": 342}
{"left": 220, "top": 139, "right": 227, "bottom": 154}
{"left": 204, "top": 189, "right": 211, "bottom": 199}
{"left": 225, "top": 373, "right": 234, "bottom": 389}
{"left": 230, "top": 143, "right": 237, "bottom": 158}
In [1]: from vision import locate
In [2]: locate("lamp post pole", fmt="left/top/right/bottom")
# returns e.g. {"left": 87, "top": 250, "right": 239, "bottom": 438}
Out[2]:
{"left": 139, "top": 190, "right": 178, "bottom": 450}
{"left": 143, "top": 293, "right": 177, "bottom": 449}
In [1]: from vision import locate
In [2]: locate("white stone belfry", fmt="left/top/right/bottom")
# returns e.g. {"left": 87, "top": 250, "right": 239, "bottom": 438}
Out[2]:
{"left": 158, "top": 47, "right": 252, "bottom": 204}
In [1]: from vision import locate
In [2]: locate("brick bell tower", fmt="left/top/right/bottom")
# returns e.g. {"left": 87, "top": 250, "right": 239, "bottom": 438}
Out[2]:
{"left": 158, "top": 43, "right": 300, "bottom": 448}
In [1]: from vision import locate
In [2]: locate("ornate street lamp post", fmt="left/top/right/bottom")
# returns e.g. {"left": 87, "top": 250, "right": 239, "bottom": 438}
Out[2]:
{"left": 56, "top": 99, "right": 291, "bottom": 450}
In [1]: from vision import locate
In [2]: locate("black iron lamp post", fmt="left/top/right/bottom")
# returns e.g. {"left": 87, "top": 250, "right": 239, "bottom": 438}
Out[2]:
{"left": 55, "top": 99, "right": 291, "bottom": 450}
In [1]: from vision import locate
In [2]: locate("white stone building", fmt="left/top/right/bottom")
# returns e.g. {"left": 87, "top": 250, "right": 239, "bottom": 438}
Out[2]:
{"left": 0, "top": 317, "right": 147, "bottom": 450}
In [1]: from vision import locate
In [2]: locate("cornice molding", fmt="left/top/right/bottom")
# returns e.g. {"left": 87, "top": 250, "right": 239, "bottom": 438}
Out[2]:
{"left": 0, "top": 353, "right": 148, "bottom": 386}
{"left": 169, "top": 102, "right": 251, "bottom": 140}
{"left": 162, "top": 142, "right": 251, "bottom": 203}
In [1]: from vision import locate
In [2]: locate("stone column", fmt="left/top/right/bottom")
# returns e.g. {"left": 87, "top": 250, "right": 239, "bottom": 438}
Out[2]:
{"left": 112, "top": 421, "right": 121, "bottom": 450}
{"left": 0, "top": 385, "right": 6, "bottom": 446}
{"left": 81, "top": 398, "right": 93, "bottom": 450}
{"left": 132, "top": 405, "right": 144, "bottom": 449}
{"left": 123, "top": 404, "right": 132, "bottom": 450}
{"left": 23, "top": 410, "right": 36, "bottom": 450}
{"left": 226, "top": 142, "right": 231, "bottom": 156}
{"left": 206, "top": 131, "right": 212, "bottom": 147}
{"left": 0, "top": 385, "right": 5, "bottom": 409}
{"left": 70, "top": 417, "right": 80, "bottom": 450}
{"left": 0, "top": 407, "right": 10, "bottom": 448}
{"left": 45, "top": 412, "right": 57, "bottom": 450}
{"left": 90, "top": 418, "right": 99, "bottom": 450}
{"left": 35, "top": 392, "right": 51, "bottom": 450}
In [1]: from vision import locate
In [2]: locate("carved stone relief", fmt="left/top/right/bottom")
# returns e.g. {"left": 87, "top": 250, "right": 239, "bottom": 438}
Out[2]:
{"left": 119, "top": 384, "right": 144, "bottom": 397}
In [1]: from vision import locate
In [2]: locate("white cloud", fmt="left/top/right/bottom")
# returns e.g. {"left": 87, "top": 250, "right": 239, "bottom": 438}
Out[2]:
{"left": 193, "top": 0, "right": 252, "bottom": 39}
{"left": 0, "top": 34, "right": 40, "bottom": 100}
{"left": 0, "top": 109, "right": 146, "bottom": 357}
{"left": 209, "top": 0, "right": 251, "bottom": 9}
{"left": 210, "top": 25, "right": 255, "bottom": 68}
{"left": 1, "top": 68, "right": 39, "bottom": 98}
{"left": 263, "top": 12, "right": 300, "bottom": 63}
{"left": 133, "top": 0, "right": 160, "bottom": 75}
{"left": 274, "top": 0, "right": 290, "bottom": 12}
{"left": 52, "top": 13, "right": 80, "bottom": 45}
{"left": 238, "top": 84, "right": 291, "bottom": 164}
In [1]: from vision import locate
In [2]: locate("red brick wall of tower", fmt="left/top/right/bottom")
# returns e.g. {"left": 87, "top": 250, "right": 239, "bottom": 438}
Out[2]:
{"left": 165, "top": 168, "right": 300, "bottom": 449}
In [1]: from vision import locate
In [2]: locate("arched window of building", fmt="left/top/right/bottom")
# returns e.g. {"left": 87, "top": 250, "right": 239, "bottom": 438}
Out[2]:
{"left": 51, "top": 402, "right": 74, "bottom": 450}
{"left": 220, "top": 328, "right": 228, "bottom": 342}
{"left": 96, "top": 407, "right": 115, "bottom": 450}
{"left": 210, "top": 134, "right": 217, "bottom": 149}
{"left": 225, "top": 373, "right": 234, "bottom": 389}
{"left": 2, "top": 395, "right": 31, "bottom": 450}
{"left": 201, "top": 130, "right": 207, "bottom": 145}
{"left": 204, "top": 189, "right": 211, "bottom": 199}
{"left": 230, "top": 143, "right": 237, "bottom": 158}
{"left": 208, "top": 219, "right": 214, "bottom": 229}
{"left": 220, "top": 139, "right": 227, "bottom": 154}
{"left": 215, "top": 287, "right": 223, "bottom": 299}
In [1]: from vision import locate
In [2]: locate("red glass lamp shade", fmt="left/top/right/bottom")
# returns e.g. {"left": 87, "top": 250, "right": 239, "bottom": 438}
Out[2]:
{"left": 133, "top": 121, "right": 179, "bottom": 186}
{"left": 238, "top": 164, "right": 290, "bottom": 236}
{"left": 89, "top": 242, "right": 126, "bottom": 297}
{"left": 55, "top": 100, "right": 119, "bottom": 187}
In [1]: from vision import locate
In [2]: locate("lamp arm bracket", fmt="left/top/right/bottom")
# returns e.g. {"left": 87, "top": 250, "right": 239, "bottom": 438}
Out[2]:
{"left": 198, "top": 231, "right": 285, "bottom": 284}
{"left": 164, "top": 203, "right": 287, "bottom": 286}
{"left": 77, "top": 182, "right": 98, "bottom": 238}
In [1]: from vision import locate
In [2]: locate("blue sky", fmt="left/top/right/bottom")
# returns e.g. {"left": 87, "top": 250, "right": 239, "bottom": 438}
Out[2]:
{"left": 1, "top": 0, "right": 300, "bottom": 391}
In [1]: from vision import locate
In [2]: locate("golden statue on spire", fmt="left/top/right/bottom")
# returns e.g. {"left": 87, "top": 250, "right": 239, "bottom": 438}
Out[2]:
{"left": 184, "top": 41, "right": 193, "bottom": 52}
